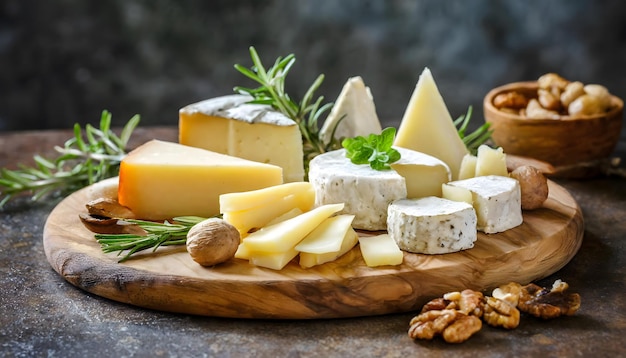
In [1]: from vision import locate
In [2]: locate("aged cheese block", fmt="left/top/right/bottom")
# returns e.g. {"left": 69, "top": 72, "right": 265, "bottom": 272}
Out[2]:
{"left": 179, "top": 94, "right": 304, "bottom": 182}
{"left": 358, "top": 234, "right": 404, "bottom": 267}
{"left": 394, "top": 67, "right": 469, "bottom": 180}
{"left": 118, "top": 140, "right": 283, "bottom": 220}
{"left": 447, "top": 175, "right": 523, "bottom": 234}
{"left": 387, "top": 197, "right": 477, "bottom": 254}
{"left": 308, "top": 149, "right": 407, "bottom": 231}
{"left": 319, "top": 76, "right": 382, "bottom": 144}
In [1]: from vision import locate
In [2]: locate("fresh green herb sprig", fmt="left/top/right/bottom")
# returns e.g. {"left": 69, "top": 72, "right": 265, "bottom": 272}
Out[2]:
{"left": 95, "top": 216, "right": 207, "bottom": 263}
{"left": 233, "top": 46, "right": 342, "bottom": 171}
{"left": 0, "top": 111, "right": 139, "bottom": 208}
{"left": 455, "top": 106, "right": 492, "bottom": 155}
{"left": 342, "top": 127, "right": 401, "bottom": 170}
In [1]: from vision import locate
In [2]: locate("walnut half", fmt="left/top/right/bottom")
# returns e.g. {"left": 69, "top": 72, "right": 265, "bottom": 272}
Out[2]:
{"left": 518, "top": 280, "right": 581, "bottom": 319}
{"left": 408, "top": 309, "right": 482, "bottom": 344}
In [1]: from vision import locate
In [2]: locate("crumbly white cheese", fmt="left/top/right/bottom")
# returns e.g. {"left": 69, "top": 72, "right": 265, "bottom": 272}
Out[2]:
{"left": 446, "top": 175, "right": 523, "bottom": 234}
{"left": 387, "top": 197, "right": 477, "bottom": 254}
{"left": 308, "top": 149, "right": 407, "bottom": 231}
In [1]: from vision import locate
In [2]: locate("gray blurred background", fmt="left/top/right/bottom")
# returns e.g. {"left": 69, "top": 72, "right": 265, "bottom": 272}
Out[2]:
{"left": 1, "top": 0, "right": 625, "bottom": 137}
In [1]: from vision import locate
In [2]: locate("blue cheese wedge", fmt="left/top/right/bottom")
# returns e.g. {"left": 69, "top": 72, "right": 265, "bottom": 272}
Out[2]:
{"left": 387, "top": 197, "right": 477, "bottom": 254}
{"left": 446, "top": 175, "right": 523, "bottom": 234}
{"left": 308, "top": 148, "right": 407, "bottom": 231}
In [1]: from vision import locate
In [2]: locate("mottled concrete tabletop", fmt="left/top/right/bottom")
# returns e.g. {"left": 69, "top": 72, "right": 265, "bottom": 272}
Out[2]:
{"left": 1, "top": 128, "right": 624, "bottom": 357}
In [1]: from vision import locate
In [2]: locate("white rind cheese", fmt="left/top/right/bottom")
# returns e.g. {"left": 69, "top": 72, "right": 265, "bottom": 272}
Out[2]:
{"left": 308, "top": 149, "right": 407, "bottom": 231}
{"left": 447, "top": 175, "right": 523, "bottom": 234}
{"left": 387, "top": 197, "right": 477, "bottom": 254}
{"left": 179, "top": 94, "right": 304, "bottom": 182}
{"left": 319, "top": 76, "right": 382, "bottom": 144}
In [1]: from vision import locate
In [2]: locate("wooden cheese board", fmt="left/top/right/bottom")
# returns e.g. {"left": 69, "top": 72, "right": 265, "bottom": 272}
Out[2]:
{"left": 43, "top": 178, "right": 583, "bottom": 319}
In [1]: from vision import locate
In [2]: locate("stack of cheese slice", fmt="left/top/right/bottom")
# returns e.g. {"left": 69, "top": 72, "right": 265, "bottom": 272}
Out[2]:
{"left": 179, "top": 94, "right": 305, "bottom": 182}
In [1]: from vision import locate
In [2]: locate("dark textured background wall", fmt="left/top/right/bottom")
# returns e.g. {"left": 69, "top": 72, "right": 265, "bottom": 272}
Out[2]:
{"left": 1, "top": 0, "right": 626, "bottom": 136}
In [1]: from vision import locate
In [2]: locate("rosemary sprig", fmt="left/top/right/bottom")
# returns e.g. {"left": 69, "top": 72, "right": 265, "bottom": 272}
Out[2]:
{"left": 0, "top": 110, "right": 139, "bottom": 208}
{"left": 233, "top": 46, "right": 342, "bottom": 172}
{"left": 454, "top": 105, "right": 493, "bottom": 155}
{"left": 95, "top": 216, "right": 207, "bottom": 263}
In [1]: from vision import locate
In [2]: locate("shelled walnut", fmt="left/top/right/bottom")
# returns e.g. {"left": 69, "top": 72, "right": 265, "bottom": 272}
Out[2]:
{"left": 493, "top": 73, "right": 615, "bottom": 118}
{"left": 408, "top": 280, "right": 581, "bottom": 344}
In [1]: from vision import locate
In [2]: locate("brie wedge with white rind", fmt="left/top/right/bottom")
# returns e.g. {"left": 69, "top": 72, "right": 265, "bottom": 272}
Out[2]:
{"left": 319, "top": 76, "right": 382, "bottom": 145}
{"left": 387, "top": 197, "right": 477, "bottom": 254}
{"left": 447, "top": 175, "right": 523, "bottom": 234}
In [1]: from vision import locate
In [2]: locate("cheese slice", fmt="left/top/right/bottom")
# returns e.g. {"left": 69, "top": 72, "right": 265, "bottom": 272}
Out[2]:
{"left": 319, "top": 76, "right": 382, "bottom": 144}
{"left": 390, "top": 149, "right": 451, "bottom": 198}
{"left": 179, "top": 94, "right": 304, "bottom": 182}
{"left": 220, "top": 182, "right": 313, "bottom": 212}
{"left": 248, "top": 248, "right": 300, "bottom": 271}
{"left": 394, "top": 68, "right": 469, "bottom": 180}
{"left": 299, "top": 228, "right": 359, "bottom": 269}
{"left": 241, "top": 203, "right": 344, "bottom": 253}
{"left": 446, "top": 175, "right": 523, "bottom": 234}
{"left": 222, "top": 187, "right": 315, "bottom": 238}
{"left": 117, "top": 140, "right": 283, "bottom": 220}
{"left": 387, "top": 197, "right": 477, "bottom": 254}
{"left": 358, "top": 234, "right": 404, "bottom": 267}
{"left": 295, "top": 214, "right": 355, "bottom": 254}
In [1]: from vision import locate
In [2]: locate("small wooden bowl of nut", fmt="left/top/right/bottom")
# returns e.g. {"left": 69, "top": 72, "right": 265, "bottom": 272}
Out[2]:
{"left": 484, "top": 73, "right": 623, "bottom": 178}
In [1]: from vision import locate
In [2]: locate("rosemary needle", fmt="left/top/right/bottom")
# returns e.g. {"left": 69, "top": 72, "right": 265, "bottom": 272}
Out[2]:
{"left": 95, "top": 216, "right": 207, "bottom": 263}
{"left": 0, "top": 110, "right": 139, "bottom": 208}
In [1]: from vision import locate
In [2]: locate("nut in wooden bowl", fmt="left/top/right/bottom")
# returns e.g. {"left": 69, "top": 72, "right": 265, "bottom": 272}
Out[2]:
{"left": 484, "top": 75, "right": 623, "bottom": 178}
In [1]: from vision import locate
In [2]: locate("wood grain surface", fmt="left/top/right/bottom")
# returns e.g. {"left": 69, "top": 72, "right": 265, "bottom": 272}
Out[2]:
{"left": 43, "top": 178, "right": 584, "bottom": 319}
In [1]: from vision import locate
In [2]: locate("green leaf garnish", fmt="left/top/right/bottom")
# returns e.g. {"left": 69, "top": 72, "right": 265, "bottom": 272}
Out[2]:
{"left": 342, "top": 127, "right": 401, "bottom": 170}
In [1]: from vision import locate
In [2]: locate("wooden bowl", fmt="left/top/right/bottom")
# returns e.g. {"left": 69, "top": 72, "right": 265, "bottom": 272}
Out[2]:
{"left": 484, "top": 81, "right": 623, "bottom": 177}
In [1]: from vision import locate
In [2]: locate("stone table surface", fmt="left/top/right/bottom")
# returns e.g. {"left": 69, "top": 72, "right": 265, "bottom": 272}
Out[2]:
{"left": 0, "top": 128, "right": 625, "bottom": 358}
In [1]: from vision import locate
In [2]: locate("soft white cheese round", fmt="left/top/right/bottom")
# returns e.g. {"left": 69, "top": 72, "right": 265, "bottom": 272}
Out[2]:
{"left": 308, "top": 149, "right": 407, "bottom": 231}
{"left": 387, "top": 197, "right": 477, "bottom": 254}
{"left": 446, "top": 175, "right": 523, "bottom": 234}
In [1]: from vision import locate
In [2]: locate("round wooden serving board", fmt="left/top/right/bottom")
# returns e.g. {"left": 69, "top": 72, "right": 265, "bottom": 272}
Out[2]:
{"left": 44, "top": 178, "right": 583, "bottom": 319}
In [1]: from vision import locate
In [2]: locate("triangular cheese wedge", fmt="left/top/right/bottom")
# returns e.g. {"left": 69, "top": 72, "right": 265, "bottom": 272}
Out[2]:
{"left": 118, "top": 140, "right": 283, "bottom": 220}
{"left": 393, "top": 68, "right": 468, "bottom": 180}
{"left": 320, "top": 76, "right": 382, "bottom": 144}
